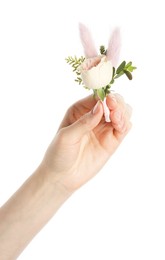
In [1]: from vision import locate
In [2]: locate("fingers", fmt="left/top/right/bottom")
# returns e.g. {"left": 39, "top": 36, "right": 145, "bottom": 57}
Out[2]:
{"left": 59, "top": 93, "right": 132, "bottom": 144}
{"left": 58, "top": 95, "right": 96, "bottom": 130}
{"left": 107, "top": 93, "right": 132, "bottom": 140}
{"left": 59, "top": 101, "right": 104, "bottom": 143}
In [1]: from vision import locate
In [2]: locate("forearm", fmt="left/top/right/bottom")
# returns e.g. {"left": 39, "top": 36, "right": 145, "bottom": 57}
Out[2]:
{"left": 0, "top": 164, "right": 71, "bottom": 260}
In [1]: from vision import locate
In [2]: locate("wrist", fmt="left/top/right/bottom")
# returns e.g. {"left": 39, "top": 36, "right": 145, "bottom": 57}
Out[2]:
{"left": 38, "top": 161, "right": 73, "bottom": 199}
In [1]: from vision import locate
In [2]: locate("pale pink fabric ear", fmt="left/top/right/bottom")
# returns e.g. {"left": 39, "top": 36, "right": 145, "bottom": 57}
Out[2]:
{"left": 79, "top": 23, "right": 98, "bottom": 58}
{"left": 106, "top": 28, "right": 121, "bottom": 67}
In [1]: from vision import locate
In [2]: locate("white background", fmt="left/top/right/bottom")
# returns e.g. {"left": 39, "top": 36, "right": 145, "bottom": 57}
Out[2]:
{"left": 0, "top": 0, "right": 165, "bottom": 259}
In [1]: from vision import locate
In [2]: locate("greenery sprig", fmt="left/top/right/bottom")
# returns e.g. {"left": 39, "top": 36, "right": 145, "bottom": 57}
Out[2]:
{"left": 65, "top": 56, "right": 85, "bottom": 85}
{"left": 100, "top": 45, "right": 107, "bottom": 55}
{"left": 66, "top": 46, "right": 136, "bottom": 101}
{"left": 97, "top": 59, "right": 137, "bottom": 100}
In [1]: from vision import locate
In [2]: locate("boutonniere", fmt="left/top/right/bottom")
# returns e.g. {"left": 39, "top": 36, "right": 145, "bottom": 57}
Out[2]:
{"left": 66, "top": 23, "right": 136, "bottom": 122}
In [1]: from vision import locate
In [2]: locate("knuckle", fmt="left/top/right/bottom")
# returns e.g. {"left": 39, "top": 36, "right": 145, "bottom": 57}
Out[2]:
{"left": 57, "top": 128, "right": 68, "bottom": 143}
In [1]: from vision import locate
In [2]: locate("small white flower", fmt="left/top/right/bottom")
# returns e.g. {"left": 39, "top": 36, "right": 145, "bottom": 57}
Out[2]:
{"left": 79, "top": 56, "right": 113, "bottom": 89}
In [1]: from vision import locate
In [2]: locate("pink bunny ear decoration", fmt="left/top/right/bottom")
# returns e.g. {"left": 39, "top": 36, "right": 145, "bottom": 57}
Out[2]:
{"left": 79, "top": 23, "right": 98, "bottom": 58}
{"left": 106, "top": 28, "right": 121, "bottom": 67}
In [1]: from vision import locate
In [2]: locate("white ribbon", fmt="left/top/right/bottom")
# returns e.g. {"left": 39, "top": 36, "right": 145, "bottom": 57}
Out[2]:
{"left": 102, "top": 97, "right": 110, "bottom": 122}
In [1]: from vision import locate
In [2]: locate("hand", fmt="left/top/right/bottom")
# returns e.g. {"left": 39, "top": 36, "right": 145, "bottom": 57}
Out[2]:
{"left": 0, "top": 94, "right": 132, "bottom": 259}
{"left": 42, "top": 94, "right": 132, "bottom": 192}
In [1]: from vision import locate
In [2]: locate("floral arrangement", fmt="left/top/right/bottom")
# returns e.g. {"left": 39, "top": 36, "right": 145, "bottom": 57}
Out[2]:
{"left": 66, "top": 23, "right": 136, "bottom": 122}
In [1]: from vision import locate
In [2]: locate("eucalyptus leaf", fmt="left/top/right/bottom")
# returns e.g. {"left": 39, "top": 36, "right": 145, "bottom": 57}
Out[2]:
{"left": 114, "top": 71, "right": 124, "bottom": 79}
{"left": 127, "top": 65, "right": 137, "bottom": 72}
{"left": 125, "top": 61, "right": 132, "bottom": 68}
{"left": 132, "top": 66, "right": 137, "bottom": 70}
{"left": 116, "top": 61, "right": 126, "bottom": 74}
{"left": 126, "top": 66, "right": 134, "bottom": 72}
{"left": 124, "top": 70, "right": 132, "bottom": 80}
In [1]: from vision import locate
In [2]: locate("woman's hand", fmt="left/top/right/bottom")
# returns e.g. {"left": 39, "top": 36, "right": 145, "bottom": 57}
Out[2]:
{"left": 42, "top": 94, "right": 132, "bottom": 192}
{"left": 0, "top": 94, "right": 132, "bottom": 259}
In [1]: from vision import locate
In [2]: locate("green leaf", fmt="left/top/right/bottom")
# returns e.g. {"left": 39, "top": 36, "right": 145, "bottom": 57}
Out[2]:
{"left": 110, "top": 79, "right": 114, "bottom": 84}
{"left": 84, "top": 85, "right": 90, "bottom": 90}
{"left": 126, "top": 66, "right": 133, "bottom": 72}
{"left": 112, "top": 67, "right": 115, "bottom": 77}
{"left": 132, "top": 66, "right": 137, "bottom": 71}
{"left": 65, "top": 55, "right": 85, "bottom": 86}
{"left": 97, "top": 88, "right": 105, "bottom": 101}
{"left": 125, "top": 61, "right": 132, "bottom": 68}
{"left": 125, "top": 62, "right": 137, "bottom": 72}
{"left": 127, "top": 66, "right": 137, "bottom": 72}
{"left": 104, "top": 84, "right": 111, "bottom": 95}
{"left": 124, "top": 70, "right": 133, "bottom": 80}
{"left": 93, "top": 89, "right": 97, "bottom": 98}
{"left": 116, "top": 61, "right": 126, "bottom": 74}
{"left": 100, "top": 45, "right": 106, "bottom": 55}
{"left": 114, "top": 71, "right": 124, "bottom": 79}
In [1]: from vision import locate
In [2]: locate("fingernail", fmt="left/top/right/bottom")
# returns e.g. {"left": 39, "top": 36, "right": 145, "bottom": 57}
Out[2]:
{"left": 114, "top": 111, "right": 122, "bottom": 121}
{"left": 93, "top": 101, "right": 100, "bottom": 114}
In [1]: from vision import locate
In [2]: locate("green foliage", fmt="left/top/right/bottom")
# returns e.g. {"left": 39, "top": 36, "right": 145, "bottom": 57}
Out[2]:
{"left": 65, "top": 56, "right": 85, "bottom": 85}
{"left": 95, "top": 60, "right": 137, "bottom": 99}
{"left": 66, "top": 53, "right": 137, "bottom": 99}
{"left": 100, "top": 45, "right": 106, "bottom": 55}
{"left": 65, "top": 56, "right": 85, "bottom": 71}
{"left": 114, "top": 60, "right": 137, "bottom": 81}
{"left": 116, "top": 61, "right": 126, "bottom": 74}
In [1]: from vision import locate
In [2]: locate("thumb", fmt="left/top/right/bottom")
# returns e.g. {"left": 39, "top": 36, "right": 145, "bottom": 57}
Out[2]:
{"left": 65, "top": 101, "right": 103, "bottom": 142}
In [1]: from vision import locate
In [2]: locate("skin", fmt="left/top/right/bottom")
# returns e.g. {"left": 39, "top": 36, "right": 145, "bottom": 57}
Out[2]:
{"left": 0, "top": 94, "right": 132, "bottom": 259}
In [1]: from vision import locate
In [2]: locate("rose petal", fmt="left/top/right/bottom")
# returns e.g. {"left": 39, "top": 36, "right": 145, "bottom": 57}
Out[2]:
{"left": 80, "top": 56, "right": 113, "bottom": 89}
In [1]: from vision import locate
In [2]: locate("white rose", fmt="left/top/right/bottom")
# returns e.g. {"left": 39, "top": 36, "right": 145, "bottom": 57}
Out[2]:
{"left": 79, "top": 55, "right": 113, "bottom": 89}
